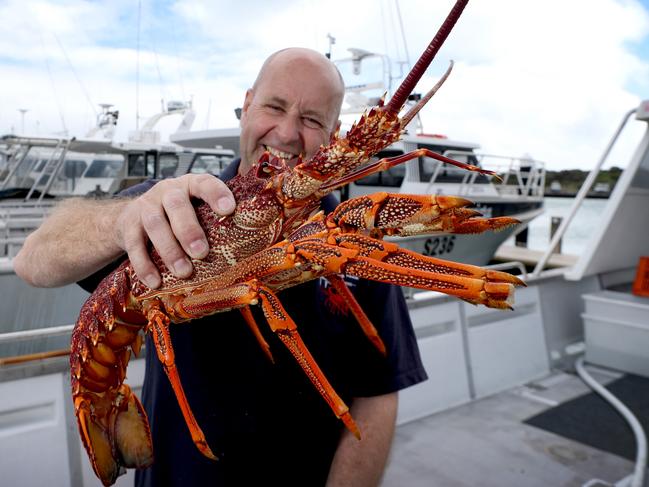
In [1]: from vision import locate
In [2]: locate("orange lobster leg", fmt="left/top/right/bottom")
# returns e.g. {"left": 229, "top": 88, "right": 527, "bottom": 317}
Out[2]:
{"left": 329, "top": 193, "right": 519, "bottom": 237}
{"left": 293, "top": 240, "right": 521, "bottom": 309}
{"left": 333, "top": 233, "right": 524, "bottom": 287}
{"left": 325, "top": 274, "right": 386, "bottom": 356}
{"left": 162, "top": 280, "right": 359, "bottom": 439}
{"left": 144, "top": 300, "right": 217, "bottom": 461}
{"left": 256, "top": 286, "right": 360, "bottom": 439}
{"left": 240, "top": 306, "right": 274, "bottom": 363}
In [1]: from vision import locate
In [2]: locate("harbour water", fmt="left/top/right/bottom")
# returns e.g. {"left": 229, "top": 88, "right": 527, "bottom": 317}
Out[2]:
{"left": 507, "top": 197, "right": 608, "bottom": 256}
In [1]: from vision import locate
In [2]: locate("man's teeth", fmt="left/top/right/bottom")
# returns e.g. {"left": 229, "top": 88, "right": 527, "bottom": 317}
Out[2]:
{"left": 265, "top": 146, "right": 295, "bottom": 160}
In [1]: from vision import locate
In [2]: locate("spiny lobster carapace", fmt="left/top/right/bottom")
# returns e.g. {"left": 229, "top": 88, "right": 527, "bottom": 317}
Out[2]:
{"left": 71, "top": 0, "right": 524, "bottom": 484}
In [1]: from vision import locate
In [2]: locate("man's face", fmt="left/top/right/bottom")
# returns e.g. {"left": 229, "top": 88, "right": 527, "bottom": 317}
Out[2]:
{"left": 239, "top": 53, "right": 342, "bottom": 173}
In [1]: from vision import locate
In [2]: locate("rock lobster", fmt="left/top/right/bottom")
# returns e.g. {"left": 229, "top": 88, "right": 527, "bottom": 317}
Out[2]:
{"left": 70, "top": 0, "right": 523, "bottom": 484}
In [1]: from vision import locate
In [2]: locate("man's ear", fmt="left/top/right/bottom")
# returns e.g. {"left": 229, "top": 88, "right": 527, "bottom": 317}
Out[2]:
{"left": 239, "top": 89, "right": 254, "bottom": 127}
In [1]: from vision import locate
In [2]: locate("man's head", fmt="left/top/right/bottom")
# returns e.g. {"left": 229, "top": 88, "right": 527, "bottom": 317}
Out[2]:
{"left": 238, "top": 47, "right": 345, "bottom": 174}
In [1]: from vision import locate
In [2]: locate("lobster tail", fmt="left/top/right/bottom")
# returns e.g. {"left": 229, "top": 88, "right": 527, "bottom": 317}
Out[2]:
{"left": 386, "top": 0, "right": 469, "bottom": 115}
{"left": 71, "top": 266, "right": 153, "bottom": 485}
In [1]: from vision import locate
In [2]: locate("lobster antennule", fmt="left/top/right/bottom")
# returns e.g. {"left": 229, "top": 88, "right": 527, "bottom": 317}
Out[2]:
{"left": 385, "top": 0, "right": 469, "bottom": 116}
{"left": 400, "top": 61, "right": 453, "bottom": 128}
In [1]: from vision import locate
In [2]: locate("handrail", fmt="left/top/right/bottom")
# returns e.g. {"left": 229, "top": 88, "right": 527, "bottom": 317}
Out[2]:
{"left": 531, "top": 107, "right": 638, "bottom": 277}
{"left": 0, "top": 324, "right": 74, "bottom": 344}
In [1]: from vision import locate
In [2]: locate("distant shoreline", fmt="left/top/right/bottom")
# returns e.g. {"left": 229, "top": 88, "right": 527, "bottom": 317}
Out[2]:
{"left": 544, "top": 192, "right": 610, "bottom": 199}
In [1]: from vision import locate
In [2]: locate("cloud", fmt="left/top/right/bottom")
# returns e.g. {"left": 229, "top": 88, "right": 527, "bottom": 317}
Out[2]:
{"left": 1, "top": 0, "right": 648, "bottom": 169}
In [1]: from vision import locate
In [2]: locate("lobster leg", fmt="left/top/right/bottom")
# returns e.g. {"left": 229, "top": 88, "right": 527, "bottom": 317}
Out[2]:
{"left": 329, "top": 193, "right": 519, "bottom": 237}
{"left": 240, "top": 306, "right": 275, "bottom": 363}
{"left": 256, "top": 285, "right": 360, "bottom": 439}
{"left": 292, "top": 240, "right": 522, "bottom": 309}
{"left": 144, "top": 301, "right": 217, "bottom": 461}
{"left": 325, "top": 274, "right": 386, "bottom": 356}
{"left": 320, "top": 148, "right": 496, "bottom": 195}
{"left": 162, "top": 280, "right": 359, "bottom": 438}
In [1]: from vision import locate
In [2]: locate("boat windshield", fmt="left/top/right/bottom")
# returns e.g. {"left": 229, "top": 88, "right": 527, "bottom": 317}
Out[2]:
{"left": 190, "top": 154, "right": 234, "bottom": 175}
{"left": 354, "top": 150, "right": 405, "bottom": 187}
{"left": 84, "top": 158, "right": 124, "bottom": 178}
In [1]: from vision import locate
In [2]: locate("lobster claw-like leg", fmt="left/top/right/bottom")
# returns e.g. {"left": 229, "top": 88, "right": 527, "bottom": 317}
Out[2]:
{"left": 75, "top": 385, "right": 153, "bottom": 486}
{"left": 329, "top": 193, "right": 519, "bottom": 237}
{"left": 293, "top": 238, "right": 523, "bottom": 309}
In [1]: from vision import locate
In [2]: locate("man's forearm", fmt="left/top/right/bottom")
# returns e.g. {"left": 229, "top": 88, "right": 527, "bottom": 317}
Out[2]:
{"left": 326, "top": 393, "right": 398, "bottom": 487}
{"left": 14, "top": 198, "right": 130, "bottom": 287}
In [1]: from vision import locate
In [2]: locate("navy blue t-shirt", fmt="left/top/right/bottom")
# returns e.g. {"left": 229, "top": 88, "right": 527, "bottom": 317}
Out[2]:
{"left": 81, "top": 160, "right": 427, "bottom": 486}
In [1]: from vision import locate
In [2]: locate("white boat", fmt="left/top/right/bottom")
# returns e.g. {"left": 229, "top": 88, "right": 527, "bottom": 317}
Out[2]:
{"left": 1, "top": 98, "right": 648, "bottom": 486}
{"left": 0, "top": 103, "right": 236, "bottom": 262}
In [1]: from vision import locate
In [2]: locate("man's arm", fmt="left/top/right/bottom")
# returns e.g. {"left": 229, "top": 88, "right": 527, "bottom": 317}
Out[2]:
{"left": 326, "top": 392, "right": 398, "bottom": 487}
{"left": 14, "top": 174, "right": 235, "bottom": 289}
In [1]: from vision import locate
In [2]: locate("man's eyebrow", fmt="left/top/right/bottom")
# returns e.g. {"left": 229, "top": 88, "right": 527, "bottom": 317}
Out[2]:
{"left": 266, "top": 96, "right": 288, "bottom": 107}
{"left": 300, "top": 107, "right": 327, "bottom": 122}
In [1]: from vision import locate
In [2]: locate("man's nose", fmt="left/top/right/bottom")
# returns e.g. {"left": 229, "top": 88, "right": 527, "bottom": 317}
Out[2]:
{"left": 275, "top": 114, "right": 301, "bottom": 146}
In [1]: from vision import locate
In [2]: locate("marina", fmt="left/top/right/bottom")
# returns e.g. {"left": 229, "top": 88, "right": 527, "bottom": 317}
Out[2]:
{"left": 2, "top": 0, "right": 649, "bottom": 485}
{"left": 0, "top": 97, "right": 648, "bottom": 486}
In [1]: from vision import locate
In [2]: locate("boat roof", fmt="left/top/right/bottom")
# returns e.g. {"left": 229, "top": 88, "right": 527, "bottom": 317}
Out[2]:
{"left": 169, "top": 127, "right": 481, "bottom": 154}
{"left": 0, "top": 134, "right": 234, "bottom": 156}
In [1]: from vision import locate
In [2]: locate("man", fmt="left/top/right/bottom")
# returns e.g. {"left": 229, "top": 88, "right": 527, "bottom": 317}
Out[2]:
{"left": 15, "top": 48, "right": 426, "bottom": 486}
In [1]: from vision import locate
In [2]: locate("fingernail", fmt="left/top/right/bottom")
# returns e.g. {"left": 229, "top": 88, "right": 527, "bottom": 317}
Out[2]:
{"left": 216, "top": 197, "right": 235, "bottom": 214}
{"left": 189, "top": 239, "right": 208, "bottom": 258}
{"left": 144, "top": 274, "right": 160, "bottom": 289}
{"left": 173, "top": 258, "right": 192, "bottom": 276}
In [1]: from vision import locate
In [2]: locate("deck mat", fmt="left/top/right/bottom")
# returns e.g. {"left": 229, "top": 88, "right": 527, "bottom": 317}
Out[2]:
{"left": 524, "top": 374, "right": 649, "bottom": 461}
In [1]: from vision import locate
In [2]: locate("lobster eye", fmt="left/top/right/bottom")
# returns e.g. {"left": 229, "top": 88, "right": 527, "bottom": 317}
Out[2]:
{"left": 256, "top": 154, "right": 285, "bottom": 179}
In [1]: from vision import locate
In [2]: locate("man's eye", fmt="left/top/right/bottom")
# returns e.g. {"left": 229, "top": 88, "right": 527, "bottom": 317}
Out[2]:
{"left": 267, "top": 104, "right": 283, "bottom": 112}
{"left": 304, "top": 117, "right": 323, "bottom": 129}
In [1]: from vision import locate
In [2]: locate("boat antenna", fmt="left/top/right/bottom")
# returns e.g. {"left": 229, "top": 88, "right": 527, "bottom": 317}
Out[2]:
{"left": 326, "top": 33, "right": 336, "bottom": 59}
{"left": 38, "top": 30, "right": 68, "bottom": 135}
{"left": 53, "top": 32, "right": 97, "bottom": 118}
{"left": 394, "top": 0, "right": 411, "bottom": 66}
{"left": 136, "top": 0, "right": 142, "bottom": 130}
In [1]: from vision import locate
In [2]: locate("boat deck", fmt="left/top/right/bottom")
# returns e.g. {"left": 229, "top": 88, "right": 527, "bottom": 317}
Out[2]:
{"left": 384, "top": 368, "right": 637, "bottom": 487}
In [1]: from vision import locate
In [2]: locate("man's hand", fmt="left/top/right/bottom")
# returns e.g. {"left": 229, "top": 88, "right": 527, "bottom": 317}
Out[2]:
{"left": 116, "top": 174, "right": 235, "bottom": 288}
{"left": 14, "top": 174, "right": 235, "bottom": 289}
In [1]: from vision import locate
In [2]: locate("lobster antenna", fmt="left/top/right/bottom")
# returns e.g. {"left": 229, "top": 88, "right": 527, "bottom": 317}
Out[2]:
{"left": 400, "top": 60, "right": 453, "bottom": 128}
{"left": 386, "top": 0, "right": 468, "bottom": 115}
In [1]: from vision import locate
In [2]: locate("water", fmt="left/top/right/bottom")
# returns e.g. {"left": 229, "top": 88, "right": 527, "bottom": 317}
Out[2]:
{"left": 514, "top": 197, "right": 608, "bottom": 256}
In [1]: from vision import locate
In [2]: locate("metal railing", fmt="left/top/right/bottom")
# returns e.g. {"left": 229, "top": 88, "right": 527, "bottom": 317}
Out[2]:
{"left": 531, "top": 107, "right": 638, "bottom": 277}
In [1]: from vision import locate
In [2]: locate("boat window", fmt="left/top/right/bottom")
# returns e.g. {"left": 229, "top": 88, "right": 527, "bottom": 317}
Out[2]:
{"left": 190, "top": 154, "right": 233, "bottom": 175}
{"left": 354, "top": 150, "right": 405, "bottom": 187}
{"left": 419, "top": 148, "right": 484, "bottom": 183}
{"left": 127, "top": 154, "right": 155, "bottom": 177}
{"left": 34, "top": 158, "right": 48, "bottom": 172}
{"left": 86, "top": 158, "right": 124, "bottom": 178}
{"left": 63, "top": 159, "right": 88, "bottom": 178}
{"left": 159, "top": 154, "right": 179, "bottom": 178}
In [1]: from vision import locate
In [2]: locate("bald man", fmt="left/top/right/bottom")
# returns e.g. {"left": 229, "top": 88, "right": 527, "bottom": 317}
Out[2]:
{"left": 15, "top": 48, "right": 426, "bottom": 486}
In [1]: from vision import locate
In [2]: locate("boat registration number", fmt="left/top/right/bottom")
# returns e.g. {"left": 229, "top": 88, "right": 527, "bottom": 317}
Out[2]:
{"left": 423, "top": 235, "right": 456, "bottom": 257}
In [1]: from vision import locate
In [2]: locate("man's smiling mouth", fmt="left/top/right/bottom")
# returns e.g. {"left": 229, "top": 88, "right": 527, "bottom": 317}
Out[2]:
{"left": 264, "top": 145, "right": 296, "bottom": 160}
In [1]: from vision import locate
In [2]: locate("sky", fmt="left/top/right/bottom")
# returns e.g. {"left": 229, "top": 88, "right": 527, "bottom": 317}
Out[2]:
{"left": 1, "top": 0, "right": 649, "bottom": 170}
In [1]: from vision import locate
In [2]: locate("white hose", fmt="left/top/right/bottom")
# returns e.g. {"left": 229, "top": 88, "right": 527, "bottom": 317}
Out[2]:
{"left": 575, "top": 357, "right": 647, "bottom": 487}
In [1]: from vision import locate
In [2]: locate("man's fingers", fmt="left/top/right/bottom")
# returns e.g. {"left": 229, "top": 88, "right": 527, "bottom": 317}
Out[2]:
{"left": 140, "top": 193, "right": 193, "bottom": 279}
{"left": 116, "top": 174, "right": 236, "bottom": 284}
{"left": 161, "top": 187, "right": 210, "bottom": 260}
{"left": 121, "top": 224, "right": 161, "bottom": 289}
{"left": 188, "top": 174, "right": 236, "bottom": 216}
